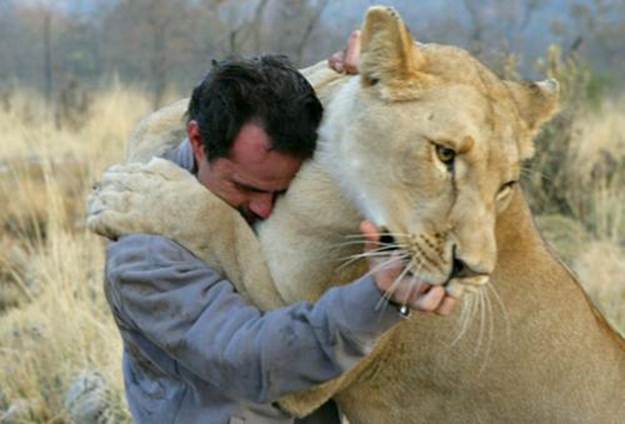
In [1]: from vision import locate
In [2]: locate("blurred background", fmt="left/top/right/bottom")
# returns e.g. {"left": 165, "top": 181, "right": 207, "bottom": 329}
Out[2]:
{"left": 1, "top": 0, "right": 624, "bottom": 107}
{"left": 0, "top": 0, "right": 624, "bottom": 422}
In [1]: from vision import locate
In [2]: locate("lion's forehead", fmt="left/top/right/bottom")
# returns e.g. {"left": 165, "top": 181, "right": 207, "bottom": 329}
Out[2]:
{"left": 334, "top": 65, "right": 524, "bottom": 192}
{"left": 353, "top": 90, "right": 522, "bottom": 168}
{"left": 354, "top": 80, "right": 522, "bottom": 133}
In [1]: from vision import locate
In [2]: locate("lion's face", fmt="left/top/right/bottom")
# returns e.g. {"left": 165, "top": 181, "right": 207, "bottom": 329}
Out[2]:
{"left": 321, "top": 7, "right": 559, "bottom": 295}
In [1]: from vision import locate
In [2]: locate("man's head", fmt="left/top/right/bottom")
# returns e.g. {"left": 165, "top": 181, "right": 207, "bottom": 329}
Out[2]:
{"left": 186, "top": 55, "right": 323, "bottom": 223}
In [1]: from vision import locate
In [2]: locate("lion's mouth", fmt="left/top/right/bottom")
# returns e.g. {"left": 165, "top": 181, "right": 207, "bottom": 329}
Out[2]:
{"left": 376, "top": 228, "right": 491, "bottom": 298}
{"left": 441, "top": 246, "right": 491, "bottom": 297}
{"left": 444, "top": 275, "right": 490, "bottom": 297}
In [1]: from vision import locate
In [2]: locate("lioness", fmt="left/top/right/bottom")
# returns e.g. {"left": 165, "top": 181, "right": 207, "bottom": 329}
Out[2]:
{"left": 89, "top": 6, "right": 625, "bottom": 423}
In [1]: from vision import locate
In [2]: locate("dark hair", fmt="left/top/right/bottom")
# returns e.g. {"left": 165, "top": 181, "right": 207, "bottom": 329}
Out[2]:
{"left": 187, "top": 55, "right": 323, "bottom": 161}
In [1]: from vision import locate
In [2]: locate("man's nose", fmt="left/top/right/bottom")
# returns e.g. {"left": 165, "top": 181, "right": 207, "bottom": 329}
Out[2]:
{"left": 248, "top": 193, "right": 274, "bottom": 220}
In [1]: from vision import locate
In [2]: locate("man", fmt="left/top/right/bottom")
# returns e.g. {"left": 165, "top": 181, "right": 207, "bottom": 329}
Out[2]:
{"left": 104, "top": 44, "right": 456, "bottom": 423}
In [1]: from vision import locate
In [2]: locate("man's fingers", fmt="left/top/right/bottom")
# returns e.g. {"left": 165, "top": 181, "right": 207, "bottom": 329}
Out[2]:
{"left": 328, "top": 30, "right": 361, "bottom": 74}
{"left": 435, "top": 295, "right": 457, "bottom": 316}
{"left": 394, "top": 282, "right": 458, "bottom": 315}
{"left": 328, "top": 51, "right": 345, "bottom": 73}
{"left": 360, "top": 217, "right": 459, "bottom": 317}
{"left": 412, "top": 285, "right": 446, "bottom": 312}
{"left": 343, "top": 30, "right": 361, "bottom": 74}
{"left": 359, "top": 220, "right": 380, "bottom": 252}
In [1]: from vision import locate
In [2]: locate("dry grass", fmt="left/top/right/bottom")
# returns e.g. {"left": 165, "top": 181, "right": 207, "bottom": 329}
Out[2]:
{"left": 572, "top": 241, "right": 625, "bottom": 333}
{"left": 533, "top": 95, "right": 625, "bottom": 335}
{"left": 0, "top": 84, "right": 153, "bottom": 422}
{"left": 0, "top": 81, "right": 623, "bottom": 421}
{"left": 561, "top": 98, "right": 625, "bottom": 334}
{"left": 563, "top": 98, "right": 625, "bottom": 240}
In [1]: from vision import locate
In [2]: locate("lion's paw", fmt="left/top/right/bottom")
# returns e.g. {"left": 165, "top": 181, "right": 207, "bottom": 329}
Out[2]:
{"left": 143, "top": 157, "right": 194, "bottom": 182}
{"left": 86, "top": 159, "right": 204, "bottom": 240}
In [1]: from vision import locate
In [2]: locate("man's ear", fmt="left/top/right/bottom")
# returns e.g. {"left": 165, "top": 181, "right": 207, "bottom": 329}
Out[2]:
{"left": 187, "top": 120, "right": 206, "bottom": 163}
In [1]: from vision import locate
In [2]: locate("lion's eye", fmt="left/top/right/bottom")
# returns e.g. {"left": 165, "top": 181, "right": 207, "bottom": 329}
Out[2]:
{"left": 435, "top": 145, "right": 456, "bottom": 169}
{"left": 498, "top": 180, "right": 517, "bottom": 196}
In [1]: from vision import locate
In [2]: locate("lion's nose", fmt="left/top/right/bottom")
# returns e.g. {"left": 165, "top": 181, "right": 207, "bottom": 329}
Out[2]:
{"left": 450, "top": 246, "right": 489, "bottom": 280}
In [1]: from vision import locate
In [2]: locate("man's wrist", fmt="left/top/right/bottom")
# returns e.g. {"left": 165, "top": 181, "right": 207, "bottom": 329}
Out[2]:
{"left": 374, "top": 282, "right": 411, "bottom": 318}
{"left": 387, "top": 299, "right": 411, "bottom": 317}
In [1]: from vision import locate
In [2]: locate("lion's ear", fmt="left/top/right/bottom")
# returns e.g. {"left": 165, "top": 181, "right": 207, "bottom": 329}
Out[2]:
{"left": 359, "top": 6, "right": 434, "bottom": 97}
{"left": 505, "top": 79, "right": 560, "bottom": 159}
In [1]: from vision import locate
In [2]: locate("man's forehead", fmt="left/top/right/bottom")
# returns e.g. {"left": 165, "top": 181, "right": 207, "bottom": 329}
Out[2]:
{"left": 230, "top": 123, "right": 273, "bottom": 164}
{"left": 229, "top": 157, "right": 300, "bottom": 190}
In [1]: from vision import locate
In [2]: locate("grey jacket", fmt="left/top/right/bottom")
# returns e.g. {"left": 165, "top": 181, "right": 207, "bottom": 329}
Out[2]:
{"left": 104, "top": 140, "right": 403, "bottom": 423}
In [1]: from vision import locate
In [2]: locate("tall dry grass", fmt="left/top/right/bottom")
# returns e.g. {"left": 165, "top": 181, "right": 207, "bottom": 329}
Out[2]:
{"left": 0, "top": 83, "right": 153, "bottom": 422}
{"left": 537, "top": 97, "right": 625, "bottom": 335}
{"left": 523, "top": 46, "right": 625, "bottom": 335}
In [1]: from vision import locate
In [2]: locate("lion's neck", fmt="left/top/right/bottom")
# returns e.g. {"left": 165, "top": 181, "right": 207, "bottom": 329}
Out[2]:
{"left": 336, "top": 188, "right": 625, "bottom": 423}
{"left": 496, "top": 189, "right": 625, "bottom": 356}
{"left": 258, "top": 158, "right": 365, "bottom": 303}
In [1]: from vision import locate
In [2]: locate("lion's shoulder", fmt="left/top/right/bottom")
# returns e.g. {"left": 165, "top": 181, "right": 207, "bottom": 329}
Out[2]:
{"left": 126, "top": 98, "right": 189, "bottom": 163}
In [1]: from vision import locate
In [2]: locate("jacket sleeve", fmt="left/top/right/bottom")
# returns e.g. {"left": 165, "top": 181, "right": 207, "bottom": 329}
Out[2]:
{"left": 106, "top": 234, "right": 401, "bottom": 403}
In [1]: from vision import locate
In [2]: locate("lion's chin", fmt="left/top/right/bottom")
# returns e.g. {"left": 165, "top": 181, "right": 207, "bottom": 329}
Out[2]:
{"left": 445, "top": 275, "right": 490, "bottom": 298}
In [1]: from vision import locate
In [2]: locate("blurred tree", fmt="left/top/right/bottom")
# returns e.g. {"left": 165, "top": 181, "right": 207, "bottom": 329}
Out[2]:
{"left": 0, "top": 0, "right": 624, "bottom": 100}
{"left": 553, "top": 0, "right": 625, "bottom": 80}
{"left": 99, "top": 0, "right": 198, "bottom": 108}
{"left": 212, "top": 0, "right": 271, "bottom": 54}
{"left": 264, "top": 0, "right": 330, "bottom": 66}
{"left": 294, "top": 0, "right": 330, "bottom": 65}
{"left": 462, "top": 0, "right": 544, "bottom": 68}
{"left": 0, "top": 0, "right": 17, "bottom": 84}
{"left": 43, "top": 7, "right": 52, "bottom": 106}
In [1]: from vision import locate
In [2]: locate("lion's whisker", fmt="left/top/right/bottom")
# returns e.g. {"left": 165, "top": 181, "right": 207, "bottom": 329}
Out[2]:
{"left": 485, "top": 289, "right": 496, "bottom": 366}
{"left": 488, "top": 283, "right": 511, "bottom": 341}
{"left": 520, "top": 167, "right": 554, "bottom": 184}
{"left": 452, "top": 297, "right": 468, "bottom": 344}
{"left": 340, "top": 250, "right": 403, "bottom": 261}
{"left": 478, "top": 288, "right": 495, "bottom": 374}
{"left": 470, "top": 288, "right": 481, "bottom": 323}
{"left": 360, "top": 255, "right": 405, "bottom": 283}
{"left": 337, "top": 250, "right": 410, "bottom": 271}
{"left": 331, "top": 239, "right": 400, "bottom": 249}
{"left": 336, "top": 241, "right": 408, "bottom": 259}
{"left": 375, "top": 258, "right": 415, "bottom": 311}
{"left": 344, "top": 251, "right": 410, "bottom": 266}
{"left": 405, "top": 275, "right": 418, "bottom": 307}
{"left": 344, "top": 231, "right": 413, "bottom": 238}
{"left": 452, "top": 292, "right": 474, "bottom": 346}
{"left": 474, "top": 289, "right": 486, "bottom": 357}
{"left": 401, "top": 261, "right": 425, "bottom": 307}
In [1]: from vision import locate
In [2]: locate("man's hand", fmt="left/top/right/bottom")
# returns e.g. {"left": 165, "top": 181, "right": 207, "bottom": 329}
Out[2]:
{"left": 360, "top": 221, "right": 457, "bottom": 316}
{"left": 328, "top": 30, "right": 361, "bottom": 74}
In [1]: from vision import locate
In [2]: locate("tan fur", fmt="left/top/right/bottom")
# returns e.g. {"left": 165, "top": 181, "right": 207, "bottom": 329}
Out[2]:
{"left": 88, "top": 6, "right": 625, "bottom": 423}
